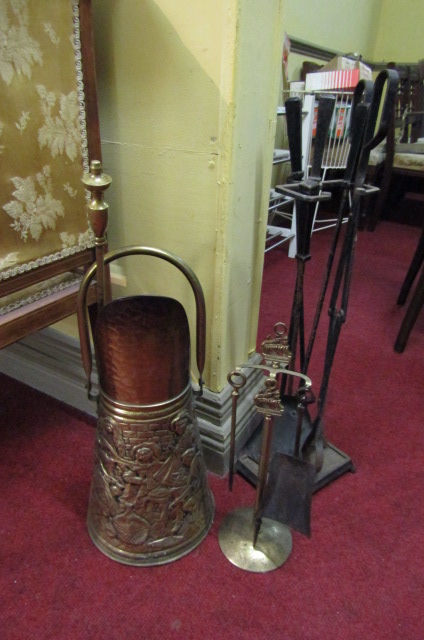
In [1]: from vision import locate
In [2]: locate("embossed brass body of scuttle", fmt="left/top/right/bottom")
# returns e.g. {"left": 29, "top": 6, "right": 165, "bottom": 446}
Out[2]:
{"left": 78, "top": 165, "right": 213, "bottom": 565}
{"left": 83, "top": 294, "right": 214, "bottom": 566}
{"left": 88, "top": 384, "right": 214, "bottom": 565}
{"left": 78, "top": 241, "right": 214, "bottom": 565}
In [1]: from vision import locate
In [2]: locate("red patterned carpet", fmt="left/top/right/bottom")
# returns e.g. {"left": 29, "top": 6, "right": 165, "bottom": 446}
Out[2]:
{"left": 1, "top": 221, "right": 423, "bottom": 639}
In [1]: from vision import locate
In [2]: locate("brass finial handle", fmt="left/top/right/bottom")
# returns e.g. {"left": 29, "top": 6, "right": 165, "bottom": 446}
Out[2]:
{"left": 77, "top": 246, "right": 207, "bottom": 402}
{"left": 82, "top": 159, "right": 112, "bottom": 190}
{"left": 82, "top": 160, "right": 112, "bottom": 243}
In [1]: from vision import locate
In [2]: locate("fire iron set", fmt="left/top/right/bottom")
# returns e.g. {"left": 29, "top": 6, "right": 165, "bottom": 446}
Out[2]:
{"left": 77, "top": 70, "right": 398, "bottom": 573}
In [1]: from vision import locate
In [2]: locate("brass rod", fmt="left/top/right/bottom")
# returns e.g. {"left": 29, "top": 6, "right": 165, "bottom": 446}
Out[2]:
{"left": 229, "top": 389, "right": 238, "bottom": 491}
{"left": 227, "top": 370, "right": 247, "bottom": 491}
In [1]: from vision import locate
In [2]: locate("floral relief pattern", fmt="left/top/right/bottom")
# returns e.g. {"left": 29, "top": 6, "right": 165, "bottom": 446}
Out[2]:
{"left": 15, "top": 110, "right": 30, "bottom": 132}
{"left": 0, "top": 0, "right": 43, "bottom": 84}
{"left": 63, "top": 182, "right": 77, "bottom": 198}
{"left": 3, "top": 165, "right": 65, "bottom": 242}
{"left": 43, "top": 22, "right": 60, "bottom": 46}
{"left": 0, "top": 252, "right": 19, "bottom": 270}
{"left": 37, "top": 85, "right": 81, "bottom": 162}
{"left": 60, "top": 228, "right": 94, "bottom": 250}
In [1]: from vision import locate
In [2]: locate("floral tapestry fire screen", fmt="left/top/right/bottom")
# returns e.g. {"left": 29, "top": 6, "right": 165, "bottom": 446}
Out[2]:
{"left": 0, "top": 0, "right": 96, "bottom": 311}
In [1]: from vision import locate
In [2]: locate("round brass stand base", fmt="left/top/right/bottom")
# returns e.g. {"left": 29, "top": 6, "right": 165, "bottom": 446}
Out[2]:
{"left": 218, "top": 506, "right": 292, "bottom": 572}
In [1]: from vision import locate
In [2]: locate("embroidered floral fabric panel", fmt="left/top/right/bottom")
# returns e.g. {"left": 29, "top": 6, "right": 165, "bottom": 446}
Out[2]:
{"left": 0, "top": 0, "right": 94, "bottom": 280}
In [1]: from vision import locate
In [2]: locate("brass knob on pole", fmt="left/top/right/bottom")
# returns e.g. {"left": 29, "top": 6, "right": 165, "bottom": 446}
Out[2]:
{"left": 82, "top": 160, "right": 112, "bottom": 244}
{"left": 82, "top": 160, "right": 113, "bottom": 307}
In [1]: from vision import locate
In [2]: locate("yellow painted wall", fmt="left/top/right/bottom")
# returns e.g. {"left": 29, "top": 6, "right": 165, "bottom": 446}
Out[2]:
{"left": 283, "top": 0, "right": 422, "bottom": 82}
{"left": 286, "top": 0, "right": 383, "bottom": 56}
{"left": 58, "top": 0, "right": 284, "bottom": 393}
{"left": 283, "top": 0, "right": 383, "bottom": 81}
{"left": 54, "top": 0, "right": 422, "bottom": 391}
{"left": 91, "top": 0, "right": 224, "bottom": 391}
{"left": 207, "top": 0, "right": 286, "bottom": 386}
{"left": 372, "top": 0, "right": 424, "bottom": 62}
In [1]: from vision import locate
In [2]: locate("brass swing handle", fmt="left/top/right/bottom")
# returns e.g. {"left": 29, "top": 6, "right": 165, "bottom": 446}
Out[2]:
{"left": 77, "top": 246, "right": 207, "bottom": 400}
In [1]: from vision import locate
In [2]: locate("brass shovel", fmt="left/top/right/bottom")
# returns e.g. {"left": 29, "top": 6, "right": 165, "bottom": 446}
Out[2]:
{"left": 259, "top": 386, "right": 315, "bottom": 537}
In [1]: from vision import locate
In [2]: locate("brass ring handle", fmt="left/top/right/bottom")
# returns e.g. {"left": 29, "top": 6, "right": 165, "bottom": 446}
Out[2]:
{"left": 273, "top": 321, "right": 288, "bottom": 337}
{"left": 227, "top": 370, "right": 247, "bottom": 390}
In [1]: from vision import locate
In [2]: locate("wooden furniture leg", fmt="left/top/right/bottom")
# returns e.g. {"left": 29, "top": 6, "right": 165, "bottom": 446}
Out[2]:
{"left": 394, "top": 223, "right": 424, "bottom": 352}
{"left": 397, "top": 224, "right": 424, "bottom": 304}
{"left": 394, "top": 266, "right": 424, "bottom": 352}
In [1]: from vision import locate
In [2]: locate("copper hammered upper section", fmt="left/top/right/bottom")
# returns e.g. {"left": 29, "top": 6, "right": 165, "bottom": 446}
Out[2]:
{"left": 87, "top": 294, "right": 214, "bottom": 565}
{"left": 94, "top": 296, "right": 190, "bottom": 405}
